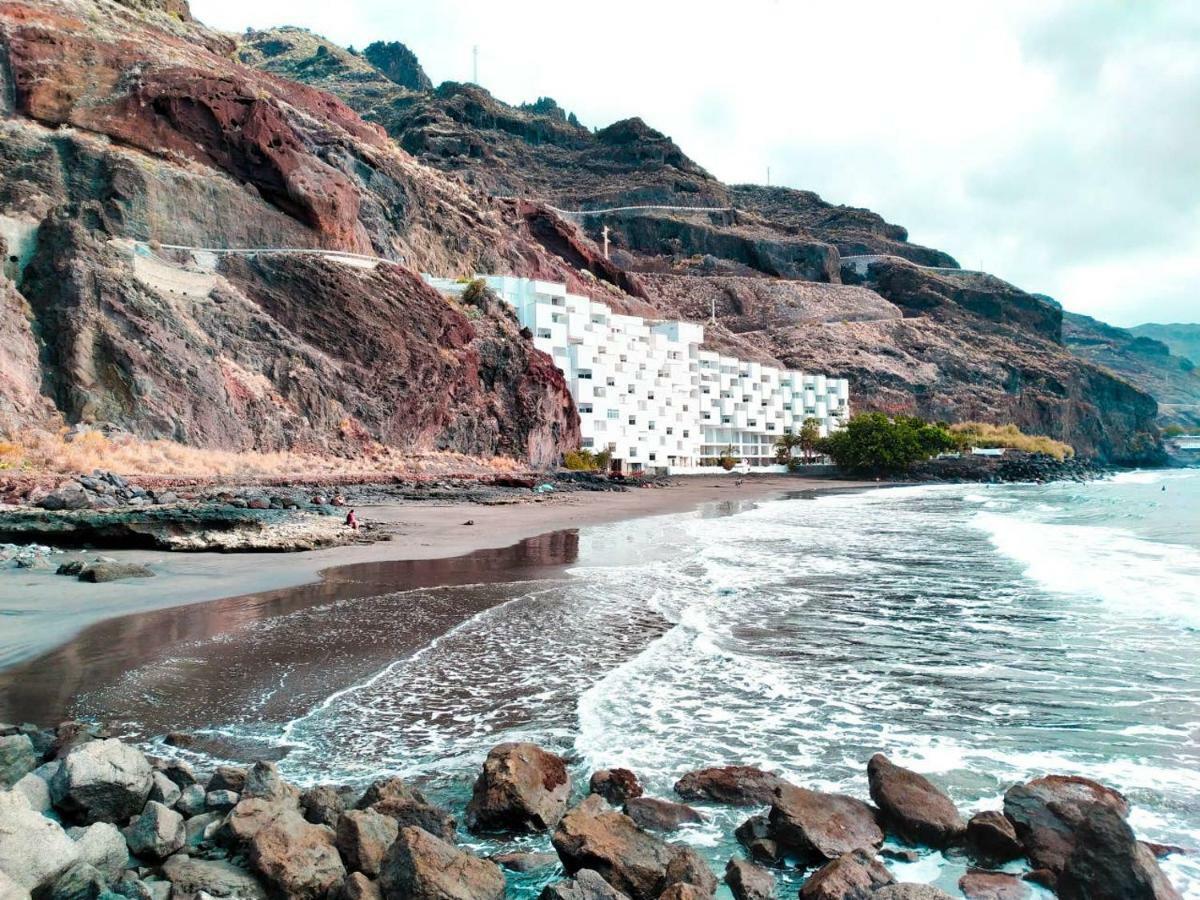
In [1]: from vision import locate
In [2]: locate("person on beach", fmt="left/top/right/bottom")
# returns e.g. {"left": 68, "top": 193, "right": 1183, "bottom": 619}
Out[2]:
{"left": 345, "top": 509, "right": 358, "bottom": 530}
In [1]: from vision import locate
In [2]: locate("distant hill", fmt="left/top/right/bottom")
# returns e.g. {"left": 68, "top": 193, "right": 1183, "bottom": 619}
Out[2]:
{"left": 1129, "top": 323, "right": 1200, "bottom": 367}
{"left": 1064, "top": 314, "right": 1200, "bottom": 429}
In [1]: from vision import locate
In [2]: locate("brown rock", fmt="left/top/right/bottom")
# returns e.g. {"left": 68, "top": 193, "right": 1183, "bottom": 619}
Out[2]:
{"left": 208, "top": 766, "right": 248, "bottom": 794}
{"left": 664, "top": 844, "right": 718, "bottom": 897}
{"left": 370, "top": 796, "right": 457, "bottom": 843}
{"left": 551, "top": 794, "right": 710, "bottom": 900}
{"left": 466, "top": 742, "right": 571, "bottom": 833}
{"left": 220, "top": 798, "right": 297, "bottom": 848}
{"left": 872, "top": 887, "right": 955, "bottom": 899}
{"left": 1002, "top": 775, "right": 1129, "bottom": 875}
{"left": 540, "top": 869, "right": 631, "bottom": 900}
{"left": 1058, "top": 803, "right": 1182, "bottom": 900}
{"left": 733, "top": 815, "right": 781, "bottom": 865}
{"left": 958, "top": 869, "right": 1030, "bottom": 900}
{"left": 357, "top": 776, "right": 425, "bottom": 808}
{"left": 965, "top": 811, "right": 1022, "bottom": 863}
{"left": 798, "top": 848, "right": 894, "bottom": 900}
{"left": 589, "top": 769, "right": 644, "bottom": 805}
{"left": 336, "top": 810, "right": 399, "bottom": 878}
{"left": 723, "top": 857, "right": 775, "bottom": 900}
{"left": 248, "top": 810, "right": 345, "bottom": 899}
{"left": 623, "top": 797, "right": 705, "bottom": 832}
{"left": 340, "top": 871, "right": 383, "bottom": 900}
{"left": 300, "top": 784, "right": 346, "bottom": 827}
{"left": 673, "top": 766, "right": 786, "bottom": 806}
{"left": 659, "top": 885, "right": 708, "bottom": 900}
{"left": 768, "top": 784, "right": 883, "bottom": 863}
{"left": 492, "top": 851, "right": 559, "bottom": 872}
{"left": 379, "top": 825, "right": 505, "bottom": 900}
{"left": 866, "top": 754, "right": 964, "bottom": 847}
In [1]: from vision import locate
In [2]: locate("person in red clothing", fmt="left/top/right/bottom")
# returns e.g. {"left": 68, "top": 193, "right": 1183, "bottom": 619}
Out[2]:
{"left": 345, "top": 509, "right": 358, "bottom": 530}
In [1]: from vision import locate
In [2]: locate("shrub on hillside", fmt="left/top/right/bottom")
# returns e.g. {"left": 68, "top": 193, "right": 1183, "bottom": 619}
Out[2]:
{"left": 819, "top": 413, "right": 957, "bottom": 474}
{"left": 563, "top": 448, "right": 612, "bottom": 471}
{"left": 948, "top": 422, "right": 1074, "bottom": 460}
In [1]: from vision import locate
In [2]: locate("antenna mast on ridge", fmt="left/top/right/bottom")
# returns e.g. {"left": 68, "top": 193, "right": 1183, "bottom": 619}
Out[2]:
{"left": 472, "top": 45, "right": 479, "bottom": 84}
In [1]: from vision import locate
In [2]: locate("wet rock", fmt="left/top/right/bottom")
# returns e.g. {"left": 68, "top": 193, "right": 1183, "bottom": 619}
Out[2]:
{"left": 56, "top": 560, "right": 86, "bottom": 576}
{"left": 673, "top": 766, "right": 786, "bottom": 806}
{"left": 206, "top": 766, "right": 247, "bottom": 794}
{"left": 161, "top": 854, "right": 268, "bottom": 900}
{"left": 183, "top": 811, "right": 222, "bottom": 849}
{"left": 733, "top": 815, "right": 780, "bottom": 865}
{"left": 379, "top": 825, "right": 505, "bottom": 900}
{"left": 493, "top": 851, "right": 560, "bottom": 872}
{"left": 540, "top": 868, "right": 630, "bottom": 900}
{"left": 965, "top": 811, "right": 1022, "bottom": 863}
{"left": 623, "top": 797, "right": 704, "bottom": 832}
{"left": 300, "top": 784, "right": 345, "bottom": 827}
{"left": 339, "top": 871, "right": 382, "bottom": 900}
{"left": 866, "top": 754, "right": 965, "bottom": 847}
{"left": 466, "top": 742, "right": 571, "bottom": 833}
{"left": 123, "top": 801, "right": 186, "bottom": 861}
{"left": 798, "top": 848, "right": 894, "bottom": 899}
{"left": 659, "top": 885, "right": 708, "bottom": 900}
{"left": 768, "top": 784, "right": 884, "bottom": 864}
{"left": 723, "top": 858, "right": 774, "bottom": 900}
{"left": 880, "top": 848, "right": 921, "bottom": 864}
{"left": 241, "top": 761, "right": 298, "bottom": 804}
{"left": 357, "top": 776, "right": 423, "bottom": 809}
{"left": 336, "top": 810, "right": 399, "bottom": 878}
{"left": 958, "top": 869, "right": 1031, "bottom": 899}
{"left": 248, "top": 810, "right": 345, "bottom": 899}
{"left": 67, "top": 822, "right": 127, "bottom": 880}
{"left": 551, "top": 794, "right": 711, "bottom": 900}
{"left": 77, "top": 562, "right": 155, "bottom": 583}
{"left": 664, "top": 845, "right": 718, "bottom": 897}
{"left": 1058, "top": 802, "right": 1182, "bottom": 899}
{"left": 589, "top": 769, "right": 644, "bottom": 806}
{"left": 1003, "top": 775, "right": 1129, "bottom": 875}
{"left": 873, "top": 887, "right": 955, "bottom": 899}
{"left": 175, "top": 784, "right": 207, "bottom": 817}
{"left": 148, "top": 771, "right": 180, "bottom": 808}
{"left": 0, "top": 791, "right": 80, "bottom": 892}
{"left": 0, "top": 734, "right": 38, "bottom": 787}
{"left": 205, "top": 789, "right": 239, "bottom": 813}
{"left": 153, "top": 758, "right": 196, "bottom": 789}
{"left": 51, "top": 739, "right": 153, "bottom": 824}
{"left": 1144, "top": 841, "right": 1190, "bottom": 859}
{"left": 45, "top": 861, "right": 106, "bottom": 900}
{"left": 369, "top": 796, "right": 457, "bottom": 842}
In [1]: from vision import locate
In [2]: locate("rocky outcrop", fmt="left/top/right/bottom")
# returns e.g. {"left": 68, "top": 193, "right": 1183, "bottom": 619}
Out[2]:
{"left": 363, "top": 41, "right": 432, "bottom": 92}
{"left": 767, "top": 785, "right": 884, "bottom": 863}
{"left": 866, "top": 754, "right": 965, "bottom": 847}
{"left": 673, "top": 766, "right": 786, "bottom": 806}
{"left": 541, "top": 869, "right": 632, "bottom": 900}
{"left": 465, "top": 742, "right": 571, "bottom": 833}
{"left": 379, "top": 826, "right": 505, "bottom": 900}
{"left": 1002, "top": 775, "right": 1130, "bottom": 875}
{"left": 965, "top": 811, "right": 1023, "bottom": 864}
{"left": 1057, "top": 804, "right": 1182, "bottom": 900}
{"left": 798, "top": 848, "right": 894, "bottom": 899}
{"left": 248, "top": 810, "right": 346, "bottom": 899}
{"left": 623, "top": 797, "right": 704, "bottom": 832}
{"left": 589, "top": 769, "right": 644, "bottom": 805}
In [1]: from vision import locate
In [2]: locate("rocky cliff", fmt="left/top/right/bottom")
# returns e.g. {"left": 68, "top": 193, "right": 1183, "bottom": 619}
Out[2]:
{"left": 0, "top": 4, "right": 1168, "bottom": 466}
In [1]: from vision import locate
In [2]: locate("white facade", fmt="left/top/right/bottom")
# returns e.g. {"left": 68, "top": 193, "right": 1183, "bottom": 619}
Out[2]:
{"left": 426, "top": 275, "right": 850, "bottom": 473}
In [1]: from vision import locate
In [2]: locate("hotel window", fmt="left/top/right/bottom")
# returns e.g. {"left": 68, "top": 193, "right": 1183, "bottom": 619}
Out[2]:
{"left": 607, "top": 410, "right": 619, "bottom": 420}
{"left": 579, "top": 404, "right": 593, "bottom": 414}
{"left": 582, "top": 438, "right": 594, "bottom": 448}
{"left": 683, "top": 430, "right": 690, "bottom": 438}
{"left": 577, "top": 370, "right": 592, "bottom": 379}
{"left": 628, "top": 417, "right": 637, "bottom": 425}
{"left": 606, "top": 377, "right": 616, "bottom": 386}
{"left": 666, "top": 427, "right": 674, "bottom": 435}
{"left": 537, "top": 329, "right": 552, "bottom": 339}
{"left": 649, "top": 453, "right": 657, "bottom": 461}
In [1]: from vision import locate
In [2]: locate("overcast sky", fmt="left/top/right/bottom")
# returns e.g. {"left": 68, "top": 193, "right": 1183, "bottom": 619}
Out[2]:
{"left": 191, "top": 0, "right": 1198, "bottom": 327}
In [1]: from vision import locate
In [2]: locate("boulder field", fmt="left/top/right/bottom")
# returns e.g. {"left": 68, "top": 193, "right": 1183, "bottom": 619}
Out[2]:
{"left": 0, "top": 726, "right": 1185, "bottom": 900}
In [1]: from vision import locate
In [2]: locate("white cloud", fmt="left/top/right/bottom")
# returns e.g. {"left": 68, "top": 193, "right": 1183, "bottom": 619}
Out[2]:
{"left": 192, "top": 0, "right": 1199, "bottom": 326}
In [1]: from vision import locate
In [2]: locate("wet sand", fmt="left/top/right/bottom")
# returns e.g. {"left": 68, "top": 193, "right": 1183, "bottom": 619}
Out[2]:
{"left": 0, "top": 474, "right": 875, "bottom": 725}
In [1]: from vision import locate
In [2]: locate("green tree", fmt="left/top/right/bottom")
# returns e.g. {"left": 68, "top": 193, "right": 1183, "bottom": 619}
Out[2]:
{"left": 798, "top": 417, "right": 822, "bottom": 463}
{"left": 820, "top": 413, "right": 957, "bottom": 474}
{"left": 774, "top": 431, "right": 801, "bottom": 464}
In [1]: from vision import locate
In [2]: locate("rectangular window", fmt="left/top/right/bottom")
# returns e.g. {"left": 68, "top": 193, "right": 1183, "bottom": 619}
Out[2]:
{"left": 607, "top": 409, "right": 619, "bottom": 420}
{"left": 537, "top": 329, "right": 552, "bottom": 339}
{"left": 579, "top": 404, "right": 593, "bottom": 414}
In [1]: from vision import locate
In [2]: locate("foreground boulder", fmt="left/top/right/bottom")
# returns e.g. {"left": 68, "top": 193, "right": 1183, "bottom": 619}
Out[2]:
{"left": 248, "top": 810, "right": 346, "bottom": 899}
{"left": 77, "top": 562, "right": 155, "bottom": 582}
{"left": 337, "top": 810, "right": 399, "bottom": 878}
{"left": 242, "top": 761, "right": 300, "bottom": 804}
{"left": 768, "top": 784, "right": 884, "bottom": 863}
{"left": 623, "top": 797, "right": 704, "bottom": 832}
{"left": 67, "top": 822, "right": 127, "bottom": 881}
{"left": 589, "top": 769, "right": 644, "bottom": 805}
{"left": 0, "top": 791, "right": 79, "bottom": 892}
{"left": 301, "top": 784, "right": 346, "bottom": 827}
{"left": 673, "top": 767, "right": 786, "bottom": 806}
{"left": 379, "top": 825, "right": 505, "bottom": 900}
{"left": 221, "top": 797, "right": 302, "bottom": 848}
{"left": 50, "top": 739, "right": 153, "bottom": 824}
{"left": 1058, "top": 803, "right": 1182, "bottom": 900}
{"left": 123, "top": 800, "right": 185, "bottom": 860}
{"left": 466, "top": 742, "right": 571, "bottom": 832}
{"left": 964, "top": 811, "right": 1023, "bottom": 863}
{"left": 340, "top": 871, "right": 384, "bottom": 900}
{"left": 723, "top": 858, "right": 775, "bottom": 900}
{"left": 866, "top": 754, "right": 965, "bottom": 847}
{"left": 1002, "top": 775, "right": 1129, "bottom": 875}
{"left": 958, "top": 869, "right": 1030, "bottom": 899}
{"left": 552, "top": 795, "right": 715, "bottom": 900}
{"left": 369, "top": 795, "right": 457, "bottom": 842}
{"left": 799, "top": 848, "right": 894, "bottom": 899}
{"left": 161, "top": 854, "right": 268, "bottom": 900}
{"left": 873, "top": 887, "right": 955, "bottom": 899}
{"left": 541, "top": 868, "right": 631, "bottom": 900}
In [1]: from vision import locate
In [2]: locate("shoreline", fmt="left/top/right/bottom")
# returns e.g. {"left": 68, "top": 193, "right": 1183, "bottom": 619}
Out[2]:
{"left": 0, "top": 475, "right": 879, "bottom": 721}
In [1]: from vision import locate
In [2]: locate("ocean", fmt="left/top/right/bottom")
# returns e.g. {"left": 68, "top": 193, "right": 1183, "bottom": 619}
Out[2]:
{"left": 72, "top": 469, "right": 1200, "bottom": 896}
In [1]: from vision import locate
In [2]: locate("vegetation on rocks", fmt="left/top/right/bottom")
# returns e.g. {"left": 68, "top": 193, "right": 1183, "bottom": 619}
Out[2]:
{"left": 948, "top": 422, "right": 1074, "bottom": 460}
{"left": 818, "top": 414, "right": 958, "bottom": 474}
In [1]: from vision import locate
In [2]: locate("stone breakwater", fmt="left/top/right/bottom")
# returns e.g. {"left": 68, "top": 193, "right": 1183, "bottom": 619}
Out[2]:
{"left": 0, "top": 724, "right": 1185, "bottom": 899}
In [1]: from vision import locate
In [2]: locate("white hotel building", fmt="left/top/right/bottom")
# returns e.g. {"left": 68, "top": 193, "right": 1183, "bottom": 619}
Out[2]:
{"left": 427, "top": 275, "right": 850, "bottom": 473}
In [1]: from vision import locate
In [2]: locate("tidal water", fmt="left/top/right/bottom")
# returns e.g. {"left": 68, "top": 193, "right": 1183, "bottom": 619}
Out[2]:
{"left": 62, "top": 470, "right": 1200, "bottom": 897}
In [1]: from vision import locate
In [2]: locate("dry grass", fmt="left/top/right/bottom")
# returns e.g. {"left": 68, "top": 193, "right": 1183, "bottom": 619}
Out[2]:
{"left": 949, "top": 422, "right": 1075, "bottom": 460}
{"left": 0, "top": 427, "right": 527, "bottom": 479}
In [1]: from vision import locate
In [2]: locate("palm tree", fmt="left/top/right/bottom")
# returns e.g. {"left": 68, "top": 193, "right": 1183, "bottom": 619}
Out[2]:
{"left": 799, "top": 417, "right": 822, "bottom": 463}
{"left": 774, "top": 431, "right": 802, "bottom": 464}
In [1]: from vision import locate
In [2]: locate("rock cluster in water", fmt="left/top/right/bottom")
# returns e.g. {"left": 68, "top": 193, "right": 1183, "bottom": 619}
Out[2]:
{"left": 0, "top": 725, "right": 1185, "bottom": 899}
